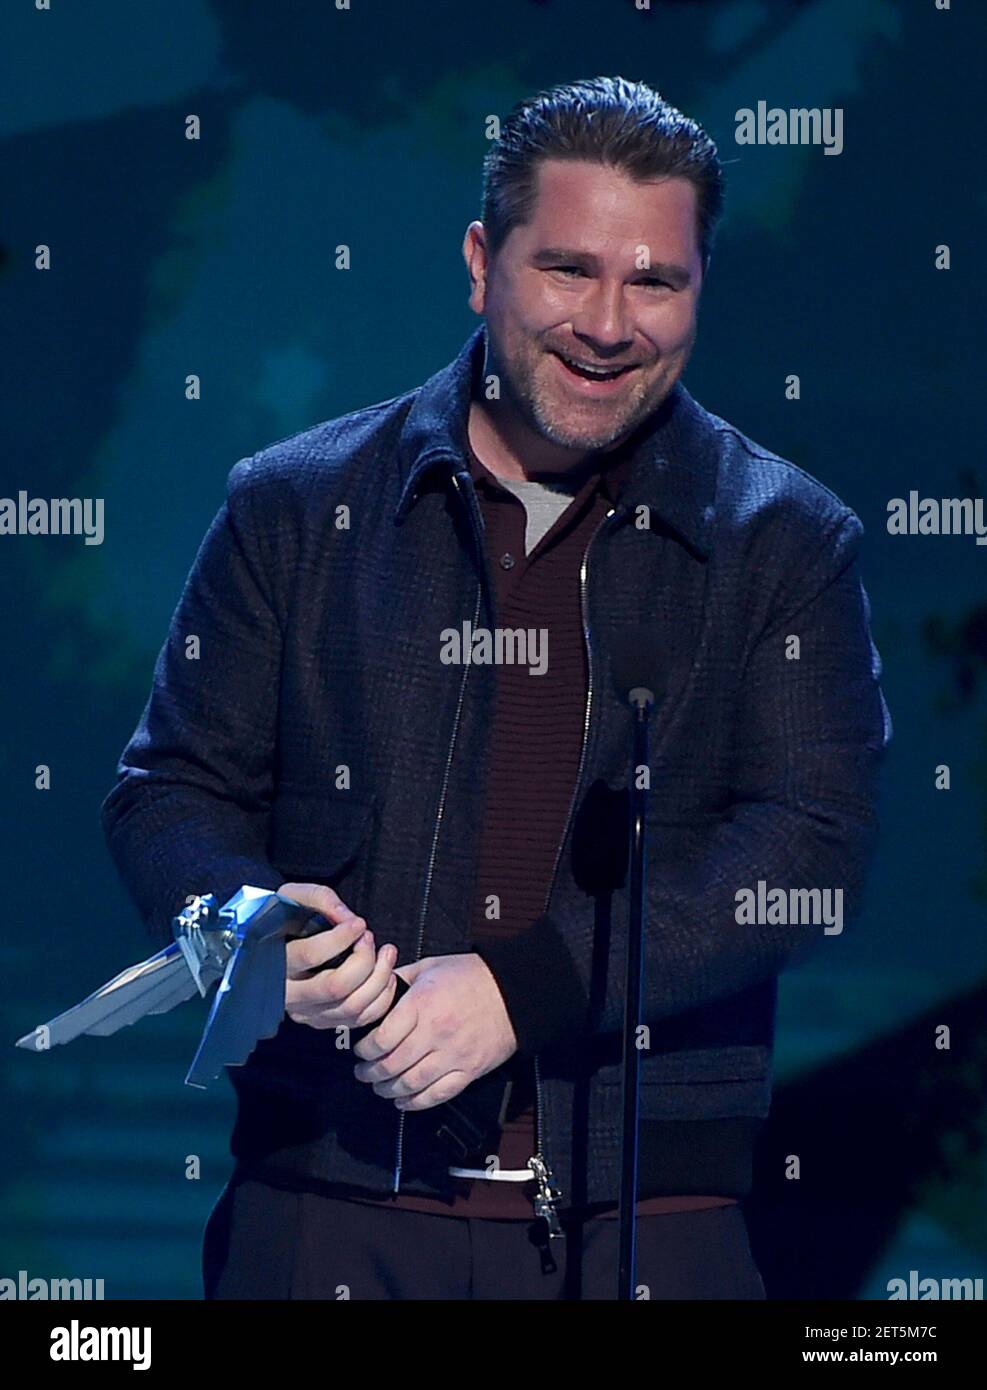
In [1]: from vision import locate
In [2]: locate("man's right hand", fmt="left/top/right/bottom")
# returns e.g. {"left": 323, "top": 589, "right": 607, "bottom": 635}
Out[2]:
{"left": 280, "top": 883, "right": 398, "bottom": 1031}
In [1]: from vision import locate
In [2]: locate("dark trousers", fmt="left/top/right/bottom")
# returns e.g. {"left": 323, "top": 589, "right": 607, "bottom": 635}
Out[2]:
{"left": 203, "top": 1172, "right": 766, "bottom": 1300}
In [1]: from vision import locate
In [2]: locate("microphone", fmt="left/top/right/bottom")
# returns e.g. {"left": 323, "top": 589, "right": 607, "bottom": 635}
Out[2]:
{"left": 609, "top": 624, "right": 665, "bottom": 1300}
{"left": 610, "top": 624, "right": 666, "bottom": 711}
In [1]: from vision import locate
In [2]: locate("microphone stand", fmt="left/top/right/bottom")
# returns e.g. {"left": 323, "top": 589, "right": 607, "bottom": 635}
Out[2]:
{"left": 618, "top": 685, "right": 654, "bottom": 1300}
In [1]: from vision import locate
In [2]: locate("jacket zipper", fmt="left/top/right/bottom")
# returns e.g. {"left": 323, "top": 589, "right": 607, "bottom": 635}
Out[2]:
{"left": 392, "top": 468, "right": 484, "bottom": 1193}
{"left": 527, "top": 505, "right": 619, "bottom": 1236}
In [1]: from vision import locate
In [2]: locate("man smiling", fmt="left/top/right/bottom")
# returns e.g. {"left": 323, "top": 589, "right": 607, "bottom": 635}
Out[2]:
{"left": 464, "top": 158, "right": 702, "bottom": 470}
{"left": 102, "top": 76, "right": 890, "bottom": 1300}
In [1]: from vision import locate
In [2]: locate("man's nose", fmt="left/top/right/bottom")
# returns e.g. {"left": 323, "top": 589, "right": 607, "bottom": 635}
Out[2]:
{"left": 571, "top": 281, "right": 634, "bottom": 353}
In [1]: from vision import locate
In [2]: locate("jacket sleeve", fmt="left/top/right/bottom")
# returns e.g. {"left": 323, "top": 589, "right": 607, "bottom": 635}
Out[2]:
{"left": 100, "top": 458, "right": 286, "bottom": 947}
{"left": 473, "top": 508, "right": 892, "bottom": 1057}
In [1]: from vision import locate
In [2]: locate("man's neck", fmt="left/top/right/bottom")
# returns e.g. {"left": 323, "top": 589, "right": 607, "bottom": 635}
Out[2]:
{"left": 467, "top": 396, "right": 615, "bottom": 485}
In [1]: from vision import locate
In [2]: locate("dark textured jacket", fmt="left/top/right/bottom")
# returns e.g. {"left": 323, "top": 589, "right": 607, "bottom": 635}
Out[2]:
{"left": 100, "top": 323, "right": 892, "bottom": 1209}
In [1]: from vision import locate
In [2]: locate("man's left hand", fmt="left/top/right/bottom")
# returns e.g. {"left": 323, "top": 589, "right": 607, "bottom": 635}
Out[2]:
{"left": 351, "top": 953, "right": 517, "bottom": 1110}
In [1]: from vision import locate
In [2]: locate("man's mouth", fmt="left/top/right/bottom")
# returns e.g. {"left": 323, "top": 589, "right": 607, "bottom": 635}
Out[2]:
{"left": 550, "top": 350, "right": 639, "bottom": 384}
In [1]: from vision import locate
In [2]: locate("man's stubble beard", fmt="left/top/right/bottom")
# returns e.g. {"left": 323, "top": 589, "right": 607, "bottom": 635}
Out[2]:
{"left": 490, "top": 334, "right": 693, "bottom": 455}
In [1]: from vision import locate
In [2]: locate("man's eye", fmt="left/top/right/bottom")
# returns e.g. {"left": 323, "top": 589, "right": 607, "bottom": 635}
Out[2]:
{"left": 551, "top": 265, "right": 585, "bottom": 278}
{"left": 637, "top": 278, "right": 672, "bottom": 290}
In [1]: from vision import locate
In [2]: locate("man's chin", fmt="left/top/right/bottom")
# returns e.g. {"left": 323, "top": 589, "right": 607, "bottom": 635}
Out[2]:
{"left": 535, "top": 409, "right": 641, "bottom": 454}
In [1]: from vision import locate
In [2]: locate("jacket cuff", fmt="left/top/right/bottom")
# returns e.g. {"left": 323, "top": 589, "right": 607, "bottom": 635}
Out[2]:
{"left": 144, "top": 860, "right": 284, "bottom": 948}
{"left": 472, "top": 914, "right": 590, "bottom": 1057}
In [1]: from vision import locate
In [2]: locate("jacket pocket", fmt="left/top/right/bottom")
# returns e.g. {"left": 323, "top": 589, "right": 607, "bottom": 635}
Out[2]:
{"left": 267, "top": 786, "right": 375, "bottom": 886}
{"left": 639, "top": 1044, "right": 770, "bottom": 1086}
{"left": 593, "top": 1044, "right": 772, "bottom": 1122}
{"left": 594, "top": 1044, "right": 770, "bottom": 1087}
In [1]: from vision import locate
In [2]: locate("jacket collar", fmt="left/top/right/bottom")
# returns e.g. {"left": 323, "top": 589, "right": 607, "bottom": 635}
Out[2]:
{"left": 394, "top": 323, "right": 718, "bottom": 560}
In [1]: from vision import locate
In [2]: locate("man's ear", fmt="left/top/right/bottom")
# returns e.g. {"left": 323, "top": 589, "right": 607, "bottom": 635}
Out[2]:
{"left": 463, "top": 221, "right": 489, "bottom": 314}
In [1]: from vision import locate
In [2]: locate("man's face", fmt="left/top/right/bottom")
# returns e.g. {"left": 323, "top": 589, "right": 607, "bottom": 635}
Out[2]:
{"left": 466, "top": 159, "right": 704, "bottom": 455}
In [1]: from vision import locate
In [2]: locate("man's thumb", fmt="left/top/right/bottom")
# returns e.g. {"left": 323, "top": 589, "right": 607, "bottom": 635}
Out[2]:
{"left": 394, "top": 958, "right": 427, "bottom": 987}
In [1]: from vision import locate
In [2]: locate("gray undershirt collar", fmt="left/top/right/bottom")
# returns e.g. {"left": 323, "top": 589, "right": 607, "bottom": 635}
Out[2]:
{"left": 494, "top": 474, "right": 584, "bottom": 555}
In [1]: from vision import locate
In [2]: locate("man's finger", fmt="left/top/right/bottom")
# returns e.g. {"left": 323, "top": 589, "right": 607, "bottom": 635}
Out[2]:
{"left": 286, "top": 929, "right": 376, "bottom": 1008}
{"left": 279, "top": 882, "right": 352, "bottom": 918}
{"left": 286, "top": 916, "right": 368, "bottom": 979}
{"left": 367, "top": 1049, "right": 445, "bottom": 1099}
{"left": 331, "top": 944, "right": 399, "bottom": 1030}
{"left": 393, "top": 1070, "right": 470, "bottom": 1111}
{"left": 351, "top": 987, "right": 418, "bottom": 1061}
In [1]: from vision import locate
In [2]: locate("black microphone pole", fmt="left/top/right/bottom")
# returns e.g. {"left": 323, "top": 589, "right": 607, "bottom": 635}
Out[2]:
{"left": 618, "top": 680, "right": 654, "bottom": 1300}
